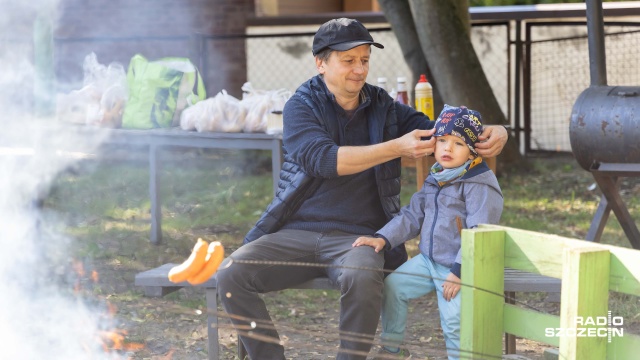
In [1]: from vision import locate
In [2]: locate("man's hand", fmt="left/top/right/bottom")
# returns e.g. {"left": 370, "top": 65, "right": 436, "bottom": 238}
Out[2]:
{"left": 395, "top": 128, "right": 436, "bottom": 159}
{"left": 475, "top": 125, "right": 508, "bottom": 158}
{"left": 336, "top": 128, "right": 435, "bottom": 176}
{"left": 442, "top": 272, "right": 461, "bottom": 301}
{"left": 352, "top": 236, "right": 386, "bottom": 253}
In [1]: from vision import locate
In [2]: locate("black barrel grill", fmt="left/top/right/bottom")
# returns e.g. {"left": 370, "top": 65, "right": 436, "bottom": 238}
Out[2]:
{"left": 569, "top": 0, "right": 640, "bottom": 249}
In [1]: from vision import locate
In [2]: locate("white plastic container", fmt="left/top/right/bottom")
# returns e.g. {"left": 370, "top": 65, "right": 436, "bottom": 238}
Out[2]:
{"left": 266, "top": 110, "right": 283, "bottom": 135}
{"left": 377, "top": 77, "right": 388, "bottom": 90}
{"left": 377, "top": 77, "right": 393, "bottom": 98}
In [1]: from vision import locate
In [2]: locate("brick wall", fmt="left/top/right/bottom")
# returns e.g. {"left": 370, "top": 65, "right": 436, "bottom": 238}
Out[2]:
{"left": 55, "top": 0, "right": 254, "bottom": 97}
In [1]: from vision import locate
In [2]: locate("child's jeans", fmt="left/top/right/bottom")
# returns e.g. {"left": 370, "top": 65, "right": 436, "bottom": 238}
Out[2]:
{"left": 380, "top": 253, "right": 460, "bottom": 360}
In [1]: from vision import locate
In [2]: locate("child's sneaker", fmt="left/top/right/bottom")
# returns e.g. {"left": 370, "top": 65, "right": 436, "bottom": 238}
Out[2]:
{"left": 372, "top": 346, "right": 412, "bottom": 359}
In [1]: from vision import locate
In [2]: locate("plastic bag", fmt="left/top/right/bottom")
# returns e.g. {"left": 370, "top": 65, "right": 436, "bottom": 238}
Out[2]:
{"left": 121, "top": 54, "right": 206, "bottom": 129}
{"left": 56, "top": 53, "right": 128, "bottom": 127}
{"left": 240, "top": 82, "right": 291, "bottom": 133}
{"left": 180, "top": 90, "right": 245, "bottom": 132}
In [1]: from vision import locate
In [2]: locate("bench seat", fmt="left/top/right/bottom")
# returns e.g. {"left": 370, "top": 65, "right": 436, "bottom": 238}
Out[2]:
{"left": 135, "top": 264, "right": 561, "bottom": 360}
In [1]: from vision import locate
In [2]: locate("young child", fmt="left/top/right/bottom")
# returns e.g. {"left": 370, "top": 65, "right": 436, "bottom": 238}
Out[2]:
{"left": 353, "top": 105, "right": 504, "bottom": 360}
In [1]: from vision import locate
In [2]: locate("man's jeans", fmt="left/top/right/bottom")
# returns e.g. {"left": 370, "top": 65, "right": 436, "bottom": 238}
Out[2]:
{"left": 380, "top": 253, "right": 461, "bottom": 360}
{"left": 216, "top": 229, "right": 385, "bottom": 360}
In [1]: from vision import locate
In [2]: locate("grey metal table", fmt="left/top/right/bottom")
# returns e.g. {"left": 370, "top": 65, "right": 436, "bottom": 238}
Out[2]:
{"left": 63, "top": 126, "right": 284, "bottom": 245}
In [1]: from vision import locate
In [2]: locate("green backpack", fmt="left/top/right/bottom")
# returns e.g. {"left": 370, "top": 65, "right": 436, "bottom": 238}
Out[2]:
{"left": 122, "top": 54, "right": 206, "bottom": 129}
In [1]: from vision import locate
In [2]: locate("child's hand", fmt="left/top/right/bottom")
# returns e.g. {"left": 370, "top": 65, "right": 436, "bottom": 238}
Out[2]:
{"left": 442, "top": 273, "right": 461, "bottom": 301}
{"left": 352, "top": 236, "right": 386, "bottom": 253}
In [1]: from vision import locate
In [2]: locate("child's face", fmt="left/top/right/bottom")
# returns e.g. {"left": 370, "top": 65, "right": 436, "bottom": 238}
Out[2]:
{"left": 434, "top": 134, "right": 475, "bottom": 169}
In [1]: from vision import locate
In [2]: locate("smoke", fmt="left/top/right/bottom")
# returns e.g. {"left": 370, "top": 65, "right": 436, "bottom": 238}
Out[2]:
{"left": 0, "top": 1, "right": 120, "bottom": 358}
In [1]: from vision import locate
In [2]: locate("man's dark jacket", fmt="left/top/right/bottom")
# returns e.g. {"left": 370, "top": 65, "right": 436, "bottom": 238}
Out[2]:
{"left": 244, "top": 75, "right": 431, "bottom": 270}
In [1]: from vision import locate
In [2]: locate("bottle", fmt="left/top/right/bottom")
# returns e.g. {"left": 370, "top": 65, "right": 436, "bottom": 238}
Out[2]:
{"left": 395, "top": 76, "right": 409, "bottom": 105}
{"left": 414, "top": 74, "right": 434, "bottom": 120}
{"left": 377, "top": 77, "right": 388, "bottom": 91}
{"left": 377, "top": 77, "right": 393, "bottom": 98}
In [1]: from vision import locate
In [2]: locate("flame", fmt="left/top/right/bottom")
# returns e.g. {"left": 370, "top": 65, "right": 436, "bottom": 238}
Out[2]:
{"left": 106, "top": 301, "right": 117, "bottom": 316}
{"left": 71, "top": 259, "right": 85, "bottom": 294}
{"left": 99, "top": 329, "right": 145, "bottom": 352}
{"left": 72, "top": 259, "right": 85, "bottom": 277}
{"left": 68, "top": 262, "right": 145, "bottom": 355}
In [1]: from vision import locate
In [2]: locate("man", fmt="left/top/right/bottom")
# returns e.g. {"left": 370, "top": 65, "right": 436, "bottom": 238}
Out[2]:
{"left": 217, "top": 18, "right": 508, "bottom": 360}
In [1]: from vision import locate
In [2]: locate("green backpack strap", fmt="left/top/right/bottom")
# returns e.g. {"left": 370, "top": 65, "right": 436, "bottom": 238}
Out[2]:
{"left": 126, "top": 54, "right": 148, "bottom": 92}
{"left": 186, "top": 64, "right": 206, "bottom": 106}
{"left": 195, "top": 66, "right": 206, "bottom": 101}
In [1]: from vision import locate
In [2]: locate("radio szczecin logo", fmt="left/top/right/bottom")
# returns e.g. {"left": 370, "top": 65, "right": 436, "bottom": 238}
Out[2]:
{"left": 545, "top": 311, "right": 624, "bottom": 343}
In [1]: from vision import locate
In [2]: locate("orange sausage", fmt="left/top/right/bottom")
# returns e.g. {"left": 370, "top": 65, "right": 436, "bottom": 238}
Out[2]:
{"left": 168, "top": 238, "right": 209, "bottom": 283}
{"left": 187, "top": 241, "right": 225, "bottom": 285}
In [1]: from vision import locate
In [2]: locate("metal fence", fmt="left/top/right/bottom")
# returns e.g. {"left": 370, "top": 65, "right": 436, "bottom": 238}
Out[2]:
{"left": 523, "top": 22, "right": 640, "bottom": 153}
{"left": 243, "top": 22, "right": 511, "bottom": 123}
{"left": 244, "top": 26, "right": 414, "bottom": 97}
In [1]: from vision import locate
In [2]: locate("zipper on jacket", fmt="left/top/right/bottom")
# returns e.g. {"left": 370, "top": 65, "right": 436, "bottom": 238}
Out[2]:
{"left": 429, "top": 186, "right": 443, "bottom": 259}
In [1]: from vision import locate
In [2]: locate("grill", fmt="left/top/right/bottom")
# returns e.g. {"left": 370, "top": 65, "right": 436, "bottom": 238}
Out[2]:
{"left": 569, "top": 0, "right": 640, "bottom": 249}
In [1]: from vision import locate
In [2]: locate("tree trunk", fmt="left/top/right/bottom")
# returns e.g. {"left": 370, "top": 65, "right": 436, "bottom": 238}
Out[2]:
{"left": 453, "top": 0, "right": 471, "bottom": 35}
{"left": 408, "top": 0, "right": 500, "bottom": 120}
{"left": 376, "top": 0, "right": 443, "bottom": 116}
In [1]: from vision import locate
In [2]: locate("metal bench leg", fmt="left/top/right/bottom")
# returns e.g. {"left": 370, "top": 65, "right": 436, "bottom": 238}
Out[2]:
{"left": 149, "top": 144, "right": 162, "bottom": 245}
{"left": 504, "top": 291, "right": 516, "bottom": 354}
{"left": 206, "top": 288, "right": 219, "bottom": 360}
{"left": 238, "top": 340, "right": 248, "bottom": 360}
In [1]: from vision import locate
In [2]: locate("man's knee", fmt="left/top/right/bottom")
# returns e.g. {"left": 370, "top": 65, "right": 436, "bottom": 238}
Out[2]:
{"left": 216, "top": 261, "right": 238, "bottom": 292}
{"left": 216, "top": 254, "right": 254, "bottom": 294}
{"left": 216, "top": 239, "right": 262, "bottom": 286}
{"left": 339, "top": 266, "right": 384, "bottom": 294}
{"left": 346, "top": 246, "right": 384, "bottom": 268}
{"left": 339, "top": 248, "right": 384, "bottom": 285}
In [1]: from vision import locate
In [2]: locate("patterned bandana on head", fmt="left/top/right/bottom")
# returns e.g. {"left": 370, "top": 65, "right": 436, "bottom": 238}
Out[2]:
{"left": 433, "top": 104, "right": 484, "bottom": 155}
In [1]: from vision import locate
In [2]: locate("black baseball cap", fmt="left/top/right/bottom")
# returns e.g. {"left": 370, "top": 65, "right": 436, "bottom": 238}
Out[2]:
{"left": 312, "top": 18, "right": 384, "bottom": 56}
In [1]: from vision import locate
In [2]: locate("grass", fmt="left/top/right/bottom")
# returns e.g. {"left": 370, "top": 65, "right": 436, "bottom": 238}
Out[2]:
{"left": 498, "top": 153, "right": 640, "bottom": 249}
{"left": 44, "top": 148, "right": 640, "bottom": 332}
{"left": 46, "top": 149, "right": 273, "bottom": 263}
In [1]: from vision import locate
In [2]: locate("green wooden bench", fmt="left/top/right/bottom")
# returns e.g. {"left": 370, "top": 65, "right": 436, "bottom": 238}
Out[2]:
{"left": 135, "top": 262, "right": 561, "bottom": 359}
